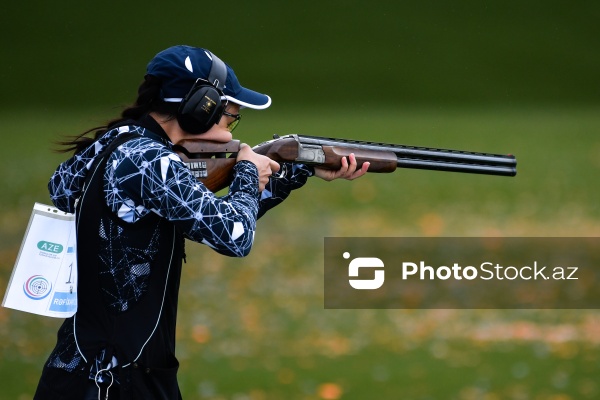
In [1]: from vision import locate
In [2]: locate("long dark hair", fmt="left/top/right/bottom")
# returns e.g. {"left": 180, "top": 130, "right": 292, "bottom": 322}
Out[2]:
{"left": 57, "top": 75, "right": 177, "bottom": 154}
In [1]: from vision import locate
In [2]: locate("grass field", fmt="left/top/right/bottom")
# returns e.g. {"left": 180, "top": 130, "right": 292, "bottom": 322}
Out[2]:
{"left": 0, "top": 105, "right": 599, "bottom": 399}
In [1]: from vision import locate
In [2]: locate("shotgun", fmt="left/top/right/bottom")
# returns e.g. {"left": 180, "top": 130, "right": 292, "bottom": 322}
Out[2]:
{"left": 174, "top": 134, "right": 517, "bottom": 192}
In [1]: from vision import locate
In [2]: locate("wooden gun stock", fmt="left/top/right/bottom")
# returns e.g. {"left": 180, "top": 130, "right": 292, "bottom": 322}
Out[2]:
{"left": 174, "top": 139, "right": 241, "bottom": 192}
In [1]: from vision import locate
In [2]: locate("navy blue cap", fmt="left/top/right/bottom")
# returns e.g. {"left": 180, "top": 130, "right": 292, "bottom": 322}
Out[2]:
{"left": 146, "top": 45, "right": 271, "bottom": 109}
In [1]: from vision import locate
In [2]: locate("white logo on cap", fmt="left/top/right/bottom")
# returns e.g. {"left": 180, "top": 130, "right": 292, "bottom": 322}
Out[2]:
{"left": 185, "top": 56, "right": 193, "bottom": 73}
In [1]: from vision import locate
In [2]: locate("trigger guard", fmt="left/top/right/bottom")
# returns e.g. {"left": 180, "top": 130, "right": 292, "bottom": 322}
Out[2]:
{"left": 272, "top": 163, "right": 287, "bottom": 180}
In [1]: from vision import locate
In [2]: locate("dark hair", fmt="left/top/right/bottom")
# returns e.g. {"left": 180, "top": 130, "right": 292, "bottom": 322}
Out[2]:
{"left": 57, "top": 75, "right": 177, "bottom": 154}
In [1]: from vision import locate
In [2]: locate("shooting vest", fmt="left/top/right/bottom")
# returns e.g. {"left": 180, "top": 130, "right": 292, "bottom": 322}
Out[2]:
{"left": 75, "top": 121, "right": 185, "bottom": 399}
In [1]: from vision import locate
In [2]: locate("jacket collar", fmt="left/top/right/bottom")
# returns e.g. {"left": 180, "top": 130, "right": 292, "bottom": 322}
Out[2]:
{"left": 135, "top": 114, "right": 172, "bottom": 145}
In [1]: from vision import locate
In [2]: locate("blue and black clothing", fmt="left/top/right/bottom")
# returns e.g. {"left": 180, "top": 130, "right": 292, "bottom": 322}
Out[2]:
{"left": 34, "top": 115, "right": 312, "bottom": 399}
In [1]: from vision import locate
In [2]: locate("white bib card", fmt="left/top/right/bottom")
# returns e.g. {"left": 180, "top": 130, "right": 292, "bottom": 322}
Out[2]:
{"left": 2, "top": 203, "right": 77, "bottom": 318}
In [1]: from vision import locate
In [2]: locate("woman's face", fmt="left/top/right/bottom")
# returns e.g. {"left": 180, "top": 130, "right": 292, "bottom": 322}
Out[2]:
{"left": 196, "top": 102, "right": 241, "bottom": 142}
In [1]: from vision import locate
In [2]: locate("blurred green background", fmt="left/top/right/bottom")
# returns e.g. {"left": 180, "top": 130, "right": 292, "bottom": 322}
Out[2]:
{"left": 1, "top": 1, "right": 599, "bottom": 399}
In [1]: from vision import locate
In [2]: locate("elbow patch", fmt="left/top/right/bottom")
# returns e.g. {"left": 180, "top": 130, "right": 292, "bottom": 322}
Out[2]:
{"left": 231, "top": 221, "right": 245, "bottom": 241}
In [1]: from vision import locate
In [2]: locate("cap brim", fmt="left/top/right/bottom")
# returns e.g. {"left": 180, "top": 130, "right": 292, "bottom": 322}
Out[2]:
{"left": 225, "top": 88, "right": 271, "bottom": 110}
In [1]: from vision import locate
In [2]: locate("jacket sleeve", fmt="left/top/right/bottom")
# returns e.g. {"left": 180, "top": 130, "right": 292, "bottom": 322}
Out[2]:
{"left": 257, "top": 163, "right": 314, "bottom": 219}
{"left": 108, "top": 140, "right": 260, "bottom": 257}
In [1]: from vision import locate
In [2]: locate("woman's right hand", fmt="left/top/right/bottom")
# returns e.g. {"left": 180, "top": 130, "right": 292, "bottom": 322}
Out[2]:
{"left": 236, "top": 144, "right": 280, "bottom": 192}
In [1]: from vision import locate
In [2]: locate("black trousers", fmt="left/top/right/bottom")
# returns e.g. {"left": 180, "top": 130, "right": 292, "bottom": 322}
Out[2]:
{"left": 34, "top": 365, "right": 181, "bottom": 399}
{"left": 34, "top": 366, "right": 118, "bottom": 399}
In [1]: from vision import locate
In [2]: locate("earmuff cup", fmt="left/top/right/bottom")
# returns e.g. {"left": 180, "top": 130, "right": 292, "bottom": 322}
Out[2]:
{"left": 177, "top": 83, "right": 225, "bottom": 134}
{"left": 176, "top": 51, "right": 229, "bottom": 134}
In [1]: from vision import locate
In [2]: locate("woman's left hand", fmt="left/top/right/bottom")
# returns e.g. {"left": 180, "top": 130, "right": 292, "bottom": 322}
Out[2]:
{"left": 314, "top": 153, "right": 370, "bottom": 181}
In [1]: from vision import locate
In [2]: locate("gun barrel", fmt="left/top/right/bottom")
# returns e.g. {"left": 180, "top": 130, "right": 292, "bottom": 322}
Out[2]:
{"left": 396, "top": 158, "right": 517, "bottom": 176}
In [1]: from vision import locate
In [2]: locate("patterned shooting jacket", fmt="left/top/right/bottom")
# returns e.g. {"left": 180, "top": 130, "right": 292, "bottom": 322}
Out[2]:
{"left": 43, "top": 115, "right": 312, "bottom": 395}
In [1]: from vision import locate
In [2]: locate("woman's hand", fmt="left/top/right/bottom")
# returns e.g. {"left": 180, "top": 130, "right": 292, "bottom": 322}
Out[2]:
{"left": 236, "top": 144, "right": 280, "bottom": 191}
{"left": 314, "top": 153, "right": 369, "bottom": 181}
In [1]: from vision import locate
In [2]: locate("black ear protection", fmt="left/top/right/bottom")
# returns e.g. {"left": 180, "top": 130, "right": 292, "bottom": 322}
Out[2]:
{"left": 177, "top": 52, "right": 228, "bottom": 134}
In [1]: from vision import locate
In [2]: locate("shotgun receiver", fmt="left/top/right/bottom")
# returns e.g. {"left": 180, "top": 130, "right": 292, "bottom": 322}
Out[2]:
{"left": 174, "top": 134, "right": 517, "bottom": 192}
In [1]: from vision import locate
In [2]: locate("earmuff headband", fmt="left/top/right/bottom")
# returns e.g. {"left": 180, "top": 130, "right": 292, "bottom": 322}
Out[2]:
{"left": 206, "top": 51, "right": 227, "bottom": 91}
